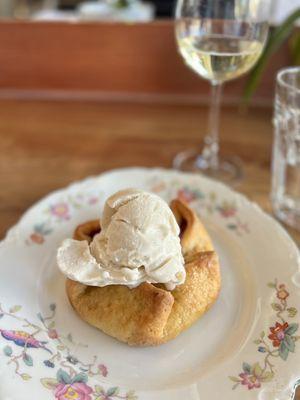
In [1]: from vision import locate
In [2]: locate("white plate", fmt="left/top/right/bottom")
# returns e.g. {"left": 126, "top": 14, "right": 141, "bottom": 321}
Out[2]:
{"left": 0, "top": 167, "right": 300, "bottom": 400}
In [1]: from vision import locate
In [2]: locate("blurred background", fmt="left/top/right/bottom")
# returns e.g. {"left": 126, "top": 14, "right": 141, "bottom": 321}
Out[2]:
{"left": 0, "top": 0, "right": 298, "bottom": 22}
{"left": 0, "top": 0, "right": 298, "bottom": 241}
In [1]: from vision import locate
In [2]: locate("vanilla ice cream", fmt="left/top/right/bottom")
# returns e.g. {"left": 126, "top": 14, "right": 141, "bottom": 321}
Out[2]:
{"left": 57, "top": 189, "right": 186, "bottom": 289}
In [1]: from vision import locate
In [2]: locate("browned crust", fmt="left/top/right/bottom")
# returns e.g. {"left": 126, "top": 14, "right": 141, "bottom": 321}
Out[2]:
{"left": 170, "top": 199, "right": 213, "bottom": 255}
{"left": 66, "top": 280, "right": 174, "bottom": 346}
{"left": 74, "top": 220, "right": 101, "bottom": 244}
{"left": 162, "top": 251, "right": 220, "bottom": 342}
{"left": 66, "top": 199, "right": 221, "bottom": 346}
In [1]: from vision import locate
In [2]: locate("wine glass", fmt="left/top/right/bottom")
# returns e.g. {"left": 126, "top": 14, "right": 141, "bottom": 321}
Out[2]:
{"left": 174, "top": 0, "right": 271, "bottom": 181}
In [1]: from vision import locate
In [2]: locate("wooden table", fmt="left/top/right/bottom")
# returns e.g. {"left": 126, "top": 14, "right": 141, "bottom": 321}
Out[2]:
{"left": 1, "top": 99, "right": 300, "bottom": 244}
{"left": 0, "top": 98, "right": 299, "bottom": 398}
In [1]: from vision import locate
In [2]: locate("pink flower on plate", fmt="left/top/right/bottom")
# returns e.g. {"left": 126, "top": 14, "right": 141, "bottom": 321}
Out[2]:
{"left": 54, "top": 382, "right": 93, "bottom": 400}
{"left": 177, "top": 188, "right": 196, "bottom": 203}
{"left": 88, "top": 197, "right": 98, "bottom": 205}
{"left": 239, "top": 372, "right": 261, "bottom": 390}
{"left": 50, "top": 203, "right": 70, "bottom": 220}
{"left": 217, "top": 201, "right": 237, "bottom": 218}
{"left": 98, "top": 363, "right": 108, "bottom": 377}
{"left": 48, "top": 329, "right": 58, "bottom": 339}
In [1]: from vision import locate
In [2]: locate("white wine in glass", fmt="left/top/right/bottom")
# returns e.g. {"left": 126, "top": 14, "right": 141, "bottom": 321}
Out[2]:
{"left": 174, "top": 1, "right": 271, "bottom": 181}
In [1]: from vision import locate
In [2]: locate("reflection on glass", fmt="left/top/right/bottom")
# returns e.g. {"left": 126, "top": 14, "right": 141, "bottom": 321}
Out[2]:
{"left": 174, "top": 0, "right": 271, "bottom": 182}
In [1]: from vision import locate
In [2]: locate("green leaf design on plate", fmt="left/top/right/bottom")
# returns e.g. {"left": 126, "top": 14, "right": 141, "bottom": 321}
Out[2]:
{"left": 3, "top": 345, "right": 12, "bottom": 356}
{"left": 95, "top": 385, "right": 104, "bottom": 394}
{"left": 271, "top": 303, "right": 282, "bottom": 311}
{"left": 260, "top": 371, "right": 274, "bottom": 382}
{"left": 67, "top": 333, "right": 73, "bottom": 343}
{"left": 267, "top": 282, "right": 276, "bottom": 288}
{"left": 260, "top": 331, "right": 265, "bottom": 339}
{"left": 284, "top": 335, "right": 295, "bottom": 353}
{"left": 106, "top": 387, "right": 119, "bottom": 396}
{"left": 229, "top": 376, "right": 240, "bottom": 382}
{"left": 57, "top": 369, "right": 72, "bottom": 384}
{"left": 22, "top": 353, "right": 33, "bottom": 367}
{"left": 195, "top": 190, "right": 205, "bottom": 199}
{"left": 127, "top": 391, "right": 138, "bottom": 400}
{"left": 37, "top": 312, "right": 44, "bottom": 322}
{"left": 9, "top": 305, "right": 22, "bottom": 313}
{"left": 285, "top": 323, "right": 299, "bottom": 336}
{"left": 34, "top": 223, "right": 47, "bottom": 234}
{"left": 72, "top": 373, "right": 88, "bottom": 384}
{"left": 43, "top": 229, "right": 53, "bottom": 235}
{"left": 209, "top": 191, "right": 216, "bottom": 201}
{"left": 227, "top": 224, "right": 237, "bottom": 230}
{"left": 242, "top": 362, "right": 251, "bottom": 374}
{"left": 48, "top": 321, "right": 55, "bottom": 329}
{"left": 40, "top": 378, "right": 59, "bottom": 389}
{"left": 287, "top": 307, "right": 297, "bottom": 318}
{"left": 279, "top": 341, "right": 289, "bottom": 361}
{"left": 20, "top": 373, "right": 31, "bottom": 381}
{"left": 253, "top": 339, "right": 261, "bottom": 345}
{"left": 252, "top": 362, "right": 262, "bottom": 377}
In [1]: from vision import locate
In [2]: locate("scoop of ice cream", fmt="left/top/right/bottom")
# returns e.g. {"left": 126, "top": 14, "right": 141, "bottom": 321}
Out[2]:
{"left": 57, "top": 189, "right": 186, "bottom": 289}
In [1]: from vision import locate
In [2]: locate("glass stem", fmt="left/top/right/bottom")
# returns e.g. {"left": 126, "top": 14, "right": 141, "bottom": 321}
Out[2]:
{"left": 201, "top": 82, "right": 223, "bottom": 170}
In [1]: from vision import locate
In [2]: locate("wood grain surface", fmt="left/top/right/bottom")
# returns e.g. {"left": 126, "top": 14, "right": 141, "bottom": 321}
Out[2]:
{"left": 1, "top": 99, "right": 299, "bottom": 245}
{"left": 0, "top": 99, "right": 299, "bottom": 398}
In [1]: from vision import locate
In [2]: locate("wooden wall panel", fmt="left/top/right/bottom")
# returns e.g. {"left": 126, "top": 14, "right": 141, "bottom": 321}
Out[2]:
{"left": 0, "top": 21, "right": 293, "bottom": 103}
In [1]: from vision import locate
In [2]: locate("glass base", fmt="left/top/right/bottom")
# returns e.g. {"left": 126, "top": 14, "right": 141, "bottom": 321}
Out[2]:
{"left": 173, "top": 149, "right": 243, "bottom": 183}
{"left": 274, "top": 207, "right": 300, "bottom": 232}
{"left": 272, "top": 199, "right": 300, "bottom": 232}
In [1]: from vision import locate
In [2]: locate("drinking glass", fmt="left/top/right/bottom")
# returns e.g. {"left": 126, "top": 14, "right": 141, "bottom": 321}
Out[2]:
{"left": 272, "top": 67, "right": 300, "bottom": 231}
{"left": 174, "top": 0, "right": 271, "bottom": 181}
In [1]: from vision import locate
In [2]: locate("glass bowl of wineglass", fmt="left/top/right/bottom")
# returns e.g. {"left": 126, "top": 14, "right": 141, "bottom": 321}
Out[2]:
{"left": 174, "top": 0, "right": 271, "bottom": 182}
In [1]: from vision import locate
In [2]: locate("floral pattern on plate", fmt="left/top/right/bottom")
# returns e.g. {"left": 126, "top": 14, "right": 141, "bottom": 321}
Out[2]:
{"left": 42, "top": 371, "right": 137, "bottom": 400}
{"left": 229, "top": 280, "right": 299, "bottom": 390}
{"left": 27, "top": 179, "right": 250, "bottom": 247}
{"left": 2, "top": 168, "right": 300, "bottom": 400}
{"left": 151, "top": 182, "right": 250, "bottom": 236}
{"left": 26, "top": 192, "right": 101, "bottom": 245}
{"left": 0, "top": 302, "right": 137, "bottom": 399}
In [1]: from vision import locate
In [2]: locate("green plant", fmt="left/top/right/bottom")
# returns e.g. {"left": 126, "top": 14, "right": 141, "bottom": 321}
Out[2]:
{"left": 290, "top": 30, "right": 300, "bottom": 65}
{"left": 243, "top": 8, "right": 300, "bottom": 103}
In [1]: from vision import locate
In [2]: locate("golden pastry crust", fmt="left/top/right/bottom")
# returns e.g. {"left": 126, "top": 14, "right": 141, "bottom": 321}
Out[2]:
{"left": 162, "top": 251, "right": 220, "bottom": 342}
{"left": 66, "top": 199, "right": 221, "bottom": 346}
{"left": 66, "top": 281, "right": 174, "bottom": 346}
{"left": 170, "top": 199, "right": 214, "bottom": 255}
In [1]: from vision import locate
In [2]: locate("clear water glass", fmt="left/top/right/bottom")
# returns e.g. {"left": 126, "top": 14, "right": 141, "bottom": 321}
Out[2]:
{"left": 272, "top": 67, "right": 300, "bottom": 231}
